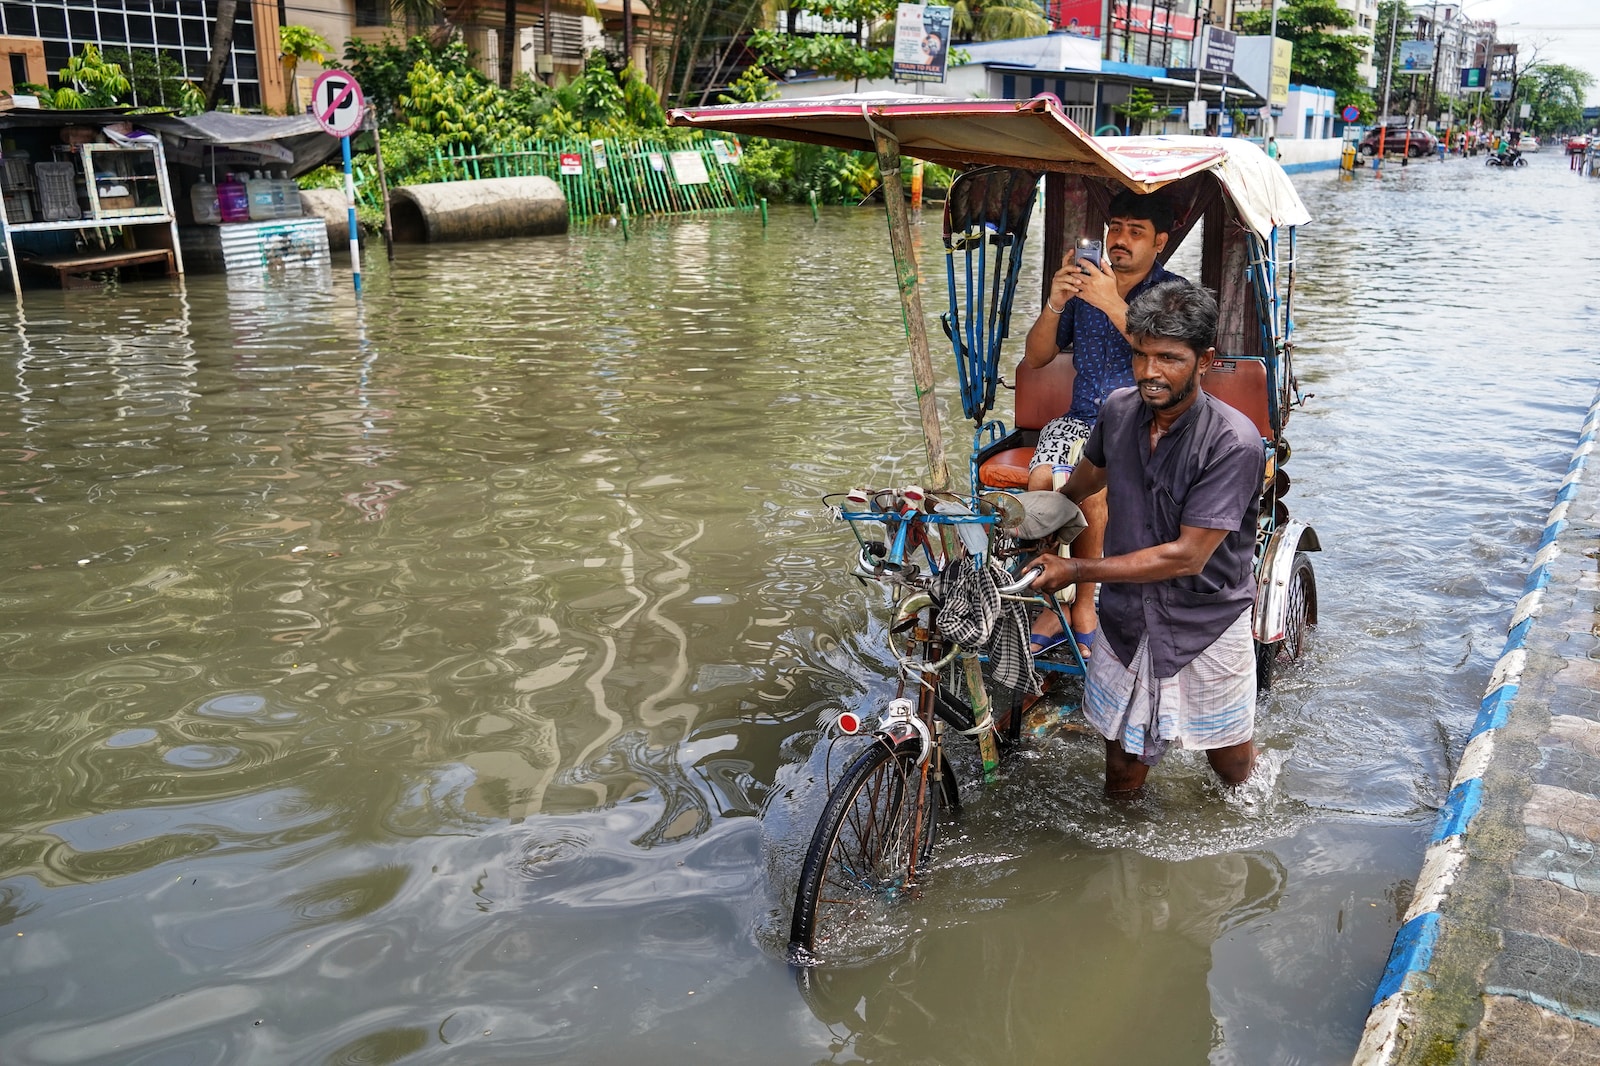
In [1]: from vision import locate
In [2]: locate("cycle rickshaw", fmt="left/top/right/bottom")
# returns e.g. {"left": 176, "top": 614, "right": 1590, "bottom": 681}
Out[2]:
{"left": 669, "top": 94, "right": 1320, "bottom": 959}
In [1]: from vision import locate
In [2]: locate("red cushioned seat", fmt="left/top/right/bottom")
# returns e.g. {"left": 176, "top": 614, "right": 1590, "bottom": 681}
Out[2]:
{"left": 978, "top": 447, "right": 1036, "bottom": 489}
{"left": 1203, "top": 357, "right": 1272, "bottom": 439}
{"left": 977, "top": 357, "right": 1077, "bottom": 490}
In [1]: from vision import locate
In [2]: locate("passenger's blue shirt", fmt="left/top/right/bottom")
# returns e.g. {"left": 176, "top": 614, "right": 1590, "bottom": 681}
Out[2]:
{"left": 1053, "top": 263, "right": 1182, "bottom": 423}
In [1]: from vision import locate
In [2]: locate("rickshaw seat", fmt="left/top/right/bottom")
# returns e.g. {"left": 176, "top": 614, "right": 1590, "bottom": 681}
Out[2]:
{"left": 1203, "top": 357, "right": 1272, "bottom": 439}
{"left": 979, "top": 355, "right": 1272, "bottom": 491}
{"left": 977, "top": 356, "right": 1077, "bottom": 489}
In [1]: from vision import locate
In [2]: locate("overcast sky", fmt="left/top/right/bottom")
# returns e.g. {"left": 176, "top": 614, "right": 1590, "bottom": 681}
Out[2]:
{"left": 1463, "top": 0, "right": 1600, "bottom": 104}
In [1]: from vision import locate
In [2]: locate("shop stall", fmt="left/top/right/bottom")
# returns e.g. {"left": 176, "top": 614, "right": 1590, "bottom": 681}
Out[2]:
{"left": 0, "top": 106, "right": 343, "bottom": 294}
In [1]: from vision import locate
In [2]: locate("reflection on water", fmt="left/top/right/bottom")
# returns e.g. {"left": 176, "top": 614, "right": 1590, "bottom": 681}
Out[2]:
{"left": 0, "top": 154, "right": 1597, "bottom": 1064}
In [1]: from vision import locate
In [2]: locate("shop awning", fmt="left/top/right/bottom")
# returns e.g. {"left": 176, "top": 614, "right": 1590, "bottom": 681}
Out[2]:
{"left": 141, "top": 113, "right": 342, "bottom": 178}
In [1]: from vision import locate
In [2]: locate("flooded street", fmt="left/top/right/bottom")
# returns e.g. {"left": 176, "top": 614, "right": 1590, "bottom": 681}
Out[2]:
{"left": 2, "top": 149, "right": 1598, "bottom": 1065}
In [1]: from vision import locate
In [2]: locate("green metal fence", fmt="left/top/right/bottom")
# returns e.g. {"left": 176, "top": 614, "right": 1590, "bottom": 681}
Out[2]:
{"left": 355, "top": 136, "right": 755, "bottom": 224}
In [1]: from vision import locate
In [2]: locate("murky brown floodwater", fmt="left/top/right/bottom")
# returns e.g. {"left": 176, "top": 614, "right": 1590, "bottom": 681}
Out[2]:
{"left": 1, "top": 148, "right": 1597, "bottom": 1065}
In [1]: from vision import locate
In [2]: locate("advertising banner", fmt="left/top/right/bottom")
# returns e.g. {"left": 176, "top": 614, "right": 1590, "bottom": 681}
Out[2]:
{"left": 1399, "top": 40, "right": 1435, "bottom": 73}
{"left": 1459, "top": 67, "right": 1486, "bottom": 91}
{"left": 893, "top": 4, "right": 952, "bottom": 83}
{"left": 1489, "top": 79, "right": 1513, "bottom": 102}
{"left": 1052, "top": 0, "right": 1101, "bottom": 36}
{"left": 559, "top": 153, "right": 583, "bottom": 175}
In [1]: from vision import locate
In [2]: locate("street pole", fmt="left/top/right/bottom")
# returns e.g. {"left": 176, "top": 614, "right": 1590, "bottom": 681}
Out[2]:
{"left": 1374, "top": 0, "right": 1400, "bottom": 163}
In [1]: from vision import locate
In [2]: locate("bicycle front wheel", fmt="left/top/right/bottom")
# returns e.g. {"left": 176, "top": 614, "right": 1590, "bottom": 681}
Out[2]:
{"left": 789, "top": 736, "right": 947, "bottom": 956}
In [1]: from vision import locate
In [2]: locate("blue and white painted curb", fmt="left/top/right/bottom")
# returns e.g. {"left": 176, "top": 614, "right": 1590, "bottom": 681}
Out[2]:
{"left": 1353, "top": 385, "right": 1600, "bottom": 1064}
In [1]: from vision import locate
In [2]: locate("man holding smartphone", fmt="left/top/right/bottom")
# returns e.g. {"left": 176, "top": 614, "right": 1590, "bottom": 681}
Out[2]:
{"left": 1020, "top": 191, "right": 1182, "bottom": 660}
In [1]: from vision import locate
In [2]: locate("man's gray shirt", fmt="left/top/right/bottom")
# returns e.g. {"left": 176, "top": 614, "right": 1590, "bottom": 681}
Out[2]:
{"left": 1083, "top": 387, "right": 1265, "bottom": 677}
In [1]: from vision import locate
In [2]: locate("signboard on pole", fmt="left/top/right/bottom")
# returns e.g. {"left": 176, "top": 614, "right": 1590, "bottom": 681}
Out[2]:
{"left": 1188, "top": 98, "right": 1207, "bottom": 132}
{"left": 1399, "top": 40, "right": 1436, "bottom": 74}
{"left": 1341, "top": 104, "right": 1360, "bottom": 123}
{"left": 1490, "top": 79, "right": 1513, "bottom": 102}
{"left": 1269, "top": 37, "right": 1293, "bottom": 107}
{"left": 892, "top": 3, "right": 952, "bottom": 83}
{"left": 1201, "top": 27, "right": 1236, "bottom": 75}
{"left": 1459, "top": 67, "right": 1486, "bottom": 91}
{"left": 311, "top": 70, "right": 365, "bottom": 138}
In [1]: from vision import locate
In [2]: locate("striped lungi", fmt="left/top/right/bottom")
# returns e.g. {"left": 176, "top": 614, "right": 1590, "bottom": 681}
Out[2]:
{"left": 1083, "top": 611, "right": 1256, "bottom": 765}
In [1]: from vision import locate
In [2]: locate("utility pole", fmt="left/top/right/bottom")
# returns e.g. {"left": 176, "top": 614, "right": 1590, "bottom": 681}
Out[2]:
{"left": 1380, "top": 1, "right": 1398, "bottom": 124}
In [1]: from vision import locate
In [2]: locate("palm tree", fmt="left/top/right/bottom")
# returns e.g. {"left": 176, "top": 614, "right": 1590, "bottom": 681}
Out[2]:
{"left": 951, "top": 0, "right": 1050, "bottom": 43}
{"left": 200, "top": 0, "right": 239, "bottom": 109}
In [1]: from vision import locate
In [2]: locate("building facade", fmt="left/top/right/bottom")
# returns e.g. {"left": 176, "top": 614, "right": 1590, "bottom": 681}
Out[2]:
{"left": 0, "top": 1, "right": 284, "bottom": 110}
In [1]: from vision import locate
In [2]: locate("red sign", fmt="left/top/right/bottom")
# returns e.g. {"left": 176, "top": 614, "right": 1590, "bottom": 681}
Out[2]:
{"left": 1110, "top": 0, "right": 1198, "bottom": 41}
{"left": 559, "top": 153, "right": 582, "bottom": 175}
{"left": 1052, "top": 0, "right": 1102, "bottom": 35}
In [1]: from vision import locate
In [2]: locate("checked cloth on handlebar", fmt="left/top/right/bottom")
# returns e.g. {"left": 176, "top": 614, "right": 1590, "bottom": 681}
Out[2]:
{"left": 931, "top": 558, "right": 1041, "bottom": 696}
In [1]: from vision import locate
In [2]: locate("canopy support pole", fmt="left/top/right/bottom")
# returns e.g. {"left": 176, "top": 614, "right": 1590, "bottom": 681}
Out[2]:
{"left": 872, "top": 127, "right": 951, "bottom": 493}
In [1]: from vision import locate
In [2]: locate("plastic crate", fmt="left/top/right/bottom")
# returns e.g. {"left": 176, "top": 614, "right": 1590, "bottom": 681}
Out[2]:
{"left": 1, "top": 152, "right": 31, "bottom": 190}
{"left": 34, "top": 161, "right": 80, "bottom": 221}
{"left": 3, "top": 189, "right": 33, "bottom": 222}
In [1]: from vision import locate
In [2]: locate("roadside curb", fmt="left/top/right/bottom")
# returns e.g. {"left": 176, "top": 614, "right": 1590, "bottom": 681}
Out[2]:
{"left": 1353, "top": 382, "right": 1600, "bottom": 1064}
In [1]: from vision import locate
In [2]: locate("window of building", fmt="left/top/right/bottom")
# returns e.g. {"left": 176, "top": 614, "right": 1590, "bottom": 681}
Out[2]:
{"left": 17, "top": 2, "right": 265, "bottom": 109}
{"left": 2, "top": 4, "right": 36, "bottom": 37}
{"left": 355, "top": 0, "right": 391, "bottom": 28}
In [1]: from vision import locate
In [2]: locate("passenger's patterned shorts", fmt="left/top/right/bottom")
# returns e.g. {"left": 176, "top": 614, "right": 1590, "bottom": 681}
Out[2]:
{"left": 1029, "top": 414, "right": 1092, "bottom": 472}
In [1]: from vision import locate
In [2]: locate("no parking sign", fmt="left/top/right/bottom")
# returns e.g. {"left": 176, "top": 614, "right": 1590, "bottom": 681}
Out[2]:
{"left": 310, "top": 70, "right": 366, "bottom": 295}
{"left": 312, "top": 70, "right": 365, "bottom": 138}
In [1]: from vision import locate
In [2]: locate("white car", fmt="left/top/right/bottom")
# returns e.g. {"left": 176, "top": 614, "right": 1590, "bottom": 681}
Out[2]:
{"left": 1519, "top": 134, "right": 1540, "bottom": 152}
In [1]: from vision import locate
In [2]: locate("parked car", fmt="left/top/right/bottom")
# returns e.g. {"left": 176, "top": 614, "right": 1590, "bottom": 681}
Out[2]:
{"left": 1358, "top": 124, "right": 1439, "bottom": 157}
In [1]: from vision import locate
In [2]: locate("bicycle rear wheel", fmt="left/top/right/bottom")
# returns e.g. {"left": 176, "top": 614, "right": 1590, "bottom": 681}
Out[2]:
{"left": 790, "top": 736, "right": 949, "bottom": 956}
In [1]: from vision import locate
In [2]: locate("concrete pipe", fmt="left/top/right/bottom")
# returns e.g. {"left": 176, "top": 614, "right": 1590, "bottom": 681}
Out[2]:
{"left": 389, "top": 177, "right": 569, "bottom": 243}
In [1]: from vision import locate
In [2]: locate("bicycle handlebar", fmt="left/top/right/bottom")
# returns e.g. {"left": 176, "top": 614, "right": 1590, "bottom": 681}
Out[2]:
{"left": 996, "top": 566, "right": 1044, "bottom": 595}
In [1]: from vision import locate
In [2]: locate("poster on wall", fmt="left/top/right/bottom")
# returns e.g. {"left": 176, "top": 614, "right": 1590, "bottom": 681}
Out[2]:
{"left": 892, "top": 3, "right": 952, "bottom": 83}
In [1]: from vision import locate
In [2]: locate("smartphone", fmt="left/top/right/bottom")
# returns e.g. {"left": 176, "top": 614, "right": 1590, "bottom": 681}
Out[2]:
{"left": 1076, "top": 238, "right": 1102, "bottom": 268}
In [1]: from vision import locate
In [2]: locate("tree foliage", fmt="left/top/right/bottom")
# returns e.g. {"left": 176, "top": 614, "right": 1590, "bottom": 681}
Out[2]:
{"left": 50, "top": 43, "right": 131, "bottom": 109}
{"left": 1515, "top": 62, "right": 1594, "bottom": 136}
{"left": 1113, "top": 87, "right": 1164, "bottom": 134}
{"left": 343, "top": 33, "right": 479, "bottom": 126}
{"left": 951, "top": 0, "right": 1049, "bottom": 43}
{"left": 652, "top": 0, "right": 771, "bottom": 106}
{"left": 749, "top": 29, "right": 894, "bottom": 83}
{"left": 399, "top": 58, "right": 530, "bottom": 142}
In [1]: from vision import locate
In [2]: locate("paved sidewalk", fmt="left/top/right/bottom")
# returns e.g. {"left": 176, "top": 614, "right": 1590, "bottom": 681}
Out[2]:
{"left": 1356, "top": 385, "right": 1600, "bottom": 1064}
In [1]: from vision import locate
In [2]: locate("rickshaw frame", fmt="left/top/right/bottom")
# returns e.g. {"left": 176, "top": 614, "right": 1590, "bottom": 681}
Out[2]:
{"left": 669, "top": 91, "right": 1320, "bottom": 662}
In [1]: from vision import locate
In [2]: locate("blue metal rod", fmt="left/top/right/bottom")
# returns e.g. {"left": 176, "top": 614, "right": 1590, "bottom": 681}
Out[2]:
{"left": 342, "top": 134, "right": 362, "bottom": 295}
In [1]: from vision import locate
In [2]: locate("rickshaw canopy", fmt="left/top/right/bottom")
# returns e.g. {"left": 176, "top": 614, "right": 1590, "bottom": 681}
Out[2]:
{"left": 667, "top": 92, "right": 1310, "bottom": 241}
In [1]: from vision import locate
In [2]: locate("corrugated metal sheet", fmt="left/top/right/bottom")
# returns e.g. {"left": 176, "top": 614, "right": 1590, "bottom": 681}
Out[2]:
{"left": 182, "top": 218, "right": 330, "bottom": 273}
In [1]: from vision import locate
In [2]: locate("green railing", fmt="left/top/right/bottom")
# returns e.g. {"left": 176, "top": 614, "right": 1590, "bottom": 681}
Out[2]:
{"left": 355, "top": 136, "right": 755, "bottom": 223}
